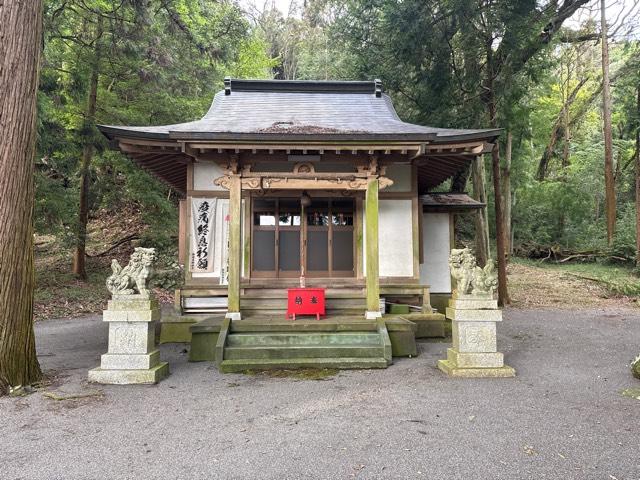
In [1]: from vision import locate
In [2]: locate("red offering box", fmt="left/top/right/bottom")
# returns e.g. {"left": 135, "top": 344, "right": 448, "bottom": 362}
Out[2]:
{"left": 287, "top": 288, "right": 326, "bottom": 321}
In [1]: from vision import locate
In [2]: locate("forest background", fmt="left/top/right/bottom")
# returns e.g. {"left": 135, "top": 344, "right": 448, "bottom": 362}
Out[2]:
{"left": 34, "top": 0, "right": 640, "bottom": 318}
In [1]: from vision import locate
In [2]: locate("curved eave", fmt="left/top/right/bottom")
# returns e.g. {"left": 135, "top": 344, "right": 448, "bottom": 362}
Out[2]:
{"left": 98, "top": 125, "right": 502, "bottom": 144}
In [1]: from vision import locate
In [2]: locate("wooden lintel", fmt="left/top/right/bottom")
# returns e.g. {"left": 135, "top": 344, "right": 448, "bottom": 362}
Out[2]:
{"left": 214, "top": 174, "right": 394, "bottom": 191}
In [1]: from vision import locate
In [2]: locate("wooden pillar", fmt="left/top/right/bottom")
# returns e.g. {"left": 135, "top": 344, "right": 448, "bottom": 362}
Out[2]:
{"left": 227, "top": 175, "right": 241, "bottom": 318}
{"left": 365, "top": 178, "right": 381, "bottom": 318}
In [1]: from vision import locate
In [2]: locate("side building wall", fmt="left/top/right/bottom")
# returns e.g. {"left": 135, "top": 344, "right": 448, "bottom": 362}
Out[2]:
{"left": 419, "top": 212, "right": 453, "bottom": 313}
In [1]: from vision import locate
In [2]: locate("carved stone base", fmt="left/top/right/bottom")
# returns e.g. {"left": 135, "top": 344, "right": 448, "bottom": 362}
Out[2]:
{"left": 438, "top": 294, "right": 515, "bottom": 378}
{"left": 89, "top": 294, "right": 169, "bottom": 385}
{"left": 88, "top": 363, "right": 169, "bottom": 385}
{"left": 437, "top": 359, "right": 515, "bottom": 378}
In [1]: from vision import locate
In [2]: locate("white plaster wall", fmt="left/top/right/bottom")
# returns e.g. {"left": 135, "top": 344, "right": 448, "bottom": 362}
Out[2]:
{"left": 193, "top": 161, "right": 226, "bottom": 191}
{"left": 420, "top": 212, "right": 451, "bottom": 293}
{"left": 377, "top": 199, "right": 414, "bottom": 277}
{"left": 384, "top": 164, "right": 412, "bottom": 192}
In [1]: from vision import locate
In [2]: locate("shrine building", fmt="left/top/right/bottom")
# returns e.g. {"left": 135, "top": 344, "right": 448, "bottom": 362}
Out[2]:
{"left": 99, "top": 79, "right": 499, "bottom": 372}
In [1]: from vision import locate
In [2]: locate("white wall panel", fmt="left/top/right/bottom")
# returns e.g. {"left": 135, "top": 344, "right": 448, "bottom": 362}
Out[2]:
{"left": 193, "top": 162, "right": 226, "bottom": 191}
{"left": 378, "top": 199, "right": 413, "bottom": 277}
{"left": 420, "top": 212, "right": 451, "bottom": 293}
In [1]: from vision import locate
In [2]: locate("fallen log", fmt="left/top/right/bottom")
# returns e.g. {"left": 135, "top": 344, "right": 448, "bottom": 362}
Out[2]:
{"left": 86, "top": 234, "right": 139, "bottom": 258}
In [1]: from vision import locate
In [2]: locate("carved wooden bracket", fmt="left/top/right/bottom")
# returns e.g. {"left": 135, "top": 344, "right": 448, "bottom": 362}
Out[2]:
{"left": 213, "top": 174, "right": 394, "bottom": 191}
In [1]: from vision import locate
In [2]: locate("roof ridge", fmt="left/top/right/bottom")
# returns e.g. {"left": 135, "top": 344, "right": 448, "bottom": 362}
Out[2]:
{"left": 224, "top": 78, "right": 383, "bottom": 96}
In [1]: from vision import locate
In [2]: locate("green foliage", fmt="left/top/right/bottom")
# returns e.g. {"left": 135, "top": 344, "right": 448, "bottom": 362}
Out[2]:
{"left": 37, "top": 0, "right": 255, "bottom": 257}
{"left": 35, "top": 0, "right": 640, "bottom": 275}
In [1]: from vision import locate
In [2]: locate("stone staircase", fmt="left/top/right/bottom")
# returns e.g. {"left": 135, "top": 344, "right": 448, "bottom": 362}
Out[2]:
{"left": 191, "top": 316, "right": 392, "bottom": 372}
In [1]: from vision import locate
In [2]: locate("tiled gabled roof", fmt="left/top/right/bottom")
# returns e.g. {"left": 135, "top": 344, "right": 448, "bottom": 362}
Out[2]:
{"left": 99, "top": 79, "right": 501, "bottom": 143}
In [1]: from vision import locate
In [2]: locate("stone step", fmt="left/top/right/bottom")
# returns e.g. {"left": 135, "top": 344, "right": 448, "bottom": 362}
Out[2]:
{"left": 219, "top": 357, "right": 389, "bottom": 373}
{"left": 239, "top": 308, "right": 366, "bottom": 317}
{"left": 227, "top": 332, "right": 382, "bottom": 347}
{"left": 240, "top": 289, "right": 365, "bottom": 299}
{"left": 239, "top": 297, "right": 366, "bottom": 308}
{"left": 224, "top": 345, "right": 385, "bottom": 360}
{"left": 230, "top": 319, "right": 378, "bottom": 333}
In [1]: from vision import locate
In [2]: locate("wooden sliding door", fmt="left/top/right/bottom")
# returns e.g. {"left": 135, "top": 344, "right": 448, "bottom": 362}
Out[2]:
{"left": 251, "top": 196, "right": 354, "bottom": 278}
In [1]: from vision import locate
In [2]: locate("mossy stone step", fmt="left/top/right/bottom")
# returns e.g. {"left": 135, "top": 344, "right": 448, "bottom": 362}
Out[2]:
{"left": 226, "top": 332, "right": 382, "bottom": 347}
{"left": 230, "top": 319, "right": 378, "bottom": 333}
{"left": 224, "top": 345, "right": 385, "bottom": 360}
{"left": 240, "top": 298, "right": 366, "bottom": 307}
{"left": 219, "top": 357, "right": 389, "bottom": 373}
{"left": 239, "top": 308, "right": 366, "bottom": 315}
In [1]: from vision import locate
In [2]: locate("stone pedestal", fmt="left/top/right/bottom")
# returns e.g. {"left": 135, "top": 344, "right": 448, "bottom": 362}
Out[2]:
{"left": 89, "top": 294, "right": 169, "bottom": 384}
{"left": 437, "top": 294, "right": 515, "bottom": 378}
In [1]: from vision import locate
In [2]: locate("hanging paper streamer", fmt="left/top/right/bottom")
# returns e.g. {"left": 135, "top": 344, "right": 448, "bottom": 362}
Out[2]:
{"left": 190, "top": 198, "right": 217, "bottom": 273}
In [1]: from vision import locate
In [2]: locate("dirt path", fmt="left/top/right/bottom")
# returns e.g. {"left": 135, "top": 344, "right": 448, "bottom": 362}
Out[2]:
{"left": 508, "top": 262, "right": 638, "bottom": 309}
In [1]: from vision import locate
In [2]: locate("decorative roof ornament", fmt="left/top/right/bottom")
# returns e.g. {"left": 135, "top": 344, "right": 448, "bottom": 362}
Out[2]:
{"left": 106, "top": 247, "right": 157, "bottom": 296}
{"left": 449, "top": 248, "right": 498, "bottom": 296}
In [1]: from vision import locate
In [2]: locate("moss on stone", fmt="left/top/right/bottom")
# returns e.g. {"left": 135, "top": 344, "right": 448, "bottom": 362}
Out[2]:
{"left": 621, "top": 387, "right": 640, "bottom": 400}
{"left": 631, "top": 354, "right": 640, "bottom": 379}
{"left": 241, "top": 368, "right": 339, "bottom": 380}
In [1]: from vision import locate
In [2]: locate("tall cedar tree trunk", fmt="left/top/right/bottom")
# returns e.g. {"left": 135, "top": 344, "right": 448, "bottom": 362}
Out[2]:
{"left": 635, "top": 85, "right": 640, "bottom": 267}
{"left": 502, "top": 132, "right": 512, "bottom": 257}
{"left": 485, "top": 52, "right": 510, "bottom": 305}
{"left": 562, "top": 62, "right": 571, "bottom": 168}
{"left": 472, "top": 156, "right": 491, "bottom": 266}
{"left": 0, "top": 0, "right": 43, "bottom": 392}
{"left": 601, "top": 0, "right": 616, "bottom": 246}
{"left": 72, "top": 26, "right": 101, "bottom": 279}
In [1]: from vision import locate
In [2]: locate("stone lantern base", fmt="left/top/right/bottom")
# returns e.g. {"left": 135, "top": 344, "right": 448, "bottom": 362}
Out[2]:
{"left": 89, "top": 294, "right": 169, "bottom": 385}
{"left": 437, "top": 293, "right": 515, "bottom": 378}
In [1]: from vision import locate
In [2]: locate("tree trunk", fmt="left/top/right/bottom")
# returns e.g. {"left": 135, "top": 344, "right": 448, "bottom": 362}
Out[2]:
{"left": 484, "top": 41, "right": 510, "bottom": 305}
{"left": 502, "top": 132, "right": 512, "bottom": 257}
{"left": 601, "top": 0, "right": 616, "bottom": 246}
{"left": 537, "top": 77, "right": 588, "bottom": 180}
{"left": 472, "top": 155, "right": 491, "bottom": 267}
{"left": 562, "top": 61, "right": 571, "bottom": 168}
{"left": 635, "top": 86, "right": 640, "bottom": 267}
{"left": 72, "top": 26, "right": 101, "bottom": 279}
{"left": 491, "top": 141, "right": 510, "bottom": 306}
{"left": 0, "top": 0, "right": 43, "bottom": 393}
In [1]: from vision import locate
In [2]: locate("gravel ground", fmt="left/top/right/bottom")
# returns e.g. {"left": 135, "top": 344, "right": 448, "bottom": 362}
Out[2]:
{"left": 1, "top": 308, "right": 640, "bottom": 480}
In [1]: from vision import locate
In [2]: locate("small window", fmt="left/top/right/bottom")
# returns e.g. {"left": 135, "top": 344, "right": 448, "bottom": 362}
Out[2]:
{"left": 279, "top": 214, "right": 301, "bottom": 226}
{"left": 254, "top": 212, "right": 275, "bottom": 226}
{"left": 308, "top": 212, "right": 328, "bottom": 226}
{"left": 332, "top": 214, "right": 353, "bottom": 226}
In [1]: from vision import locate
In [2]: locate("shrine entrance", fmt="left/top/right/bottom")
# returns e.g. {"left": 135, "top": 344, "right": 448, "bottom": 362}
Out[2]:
{"left": 251, "top": 196, "right": 355, "bottom": 279}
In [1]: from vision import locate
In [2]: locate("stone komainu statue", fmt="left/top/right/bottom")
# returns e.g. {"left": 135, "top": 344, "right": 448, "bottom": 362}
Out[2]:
{"left": 449, "top": 248, "right": 498, "bottom": 296}
{"left": 106, "top": 247, "right": 157, "bottom": 296}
